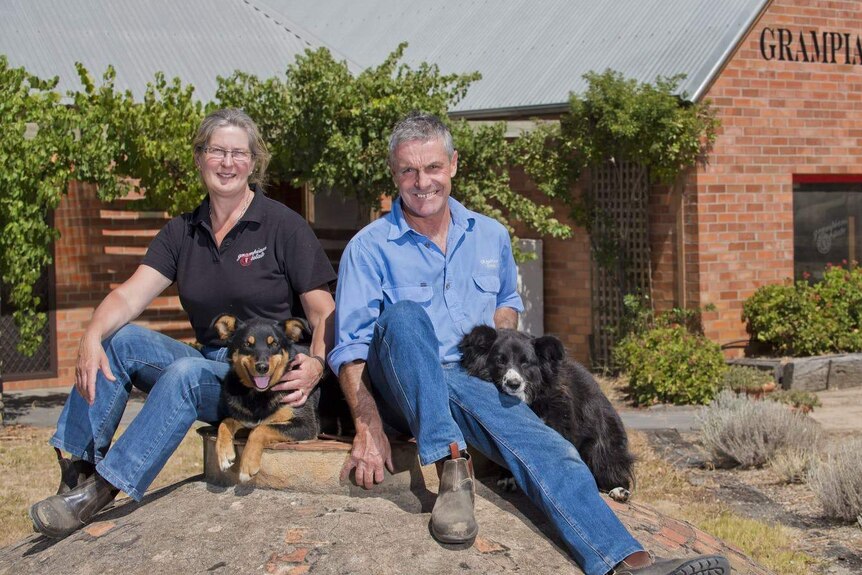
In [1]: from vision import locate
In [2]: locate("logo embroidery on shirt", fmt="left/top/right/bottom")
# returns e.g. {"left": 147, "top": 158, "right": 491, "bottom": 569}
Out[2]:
{"left": 480, "top": 258, "right": 499, "bottom": 270}
{"left": 237, "top": 246, "right": 267, "bottom": 267}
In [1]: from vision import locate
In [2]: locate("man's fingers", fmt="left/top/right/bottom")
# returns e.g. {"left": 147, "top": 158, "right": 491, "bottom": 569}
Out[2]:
{"left": 385, "top": 454, "right": 395, "bottom": 474}
{"left": 100, "top": 356, "right": 116, "bottom": 382}
{"left": 339, "top": 459, "right": 356, "bottom": 483}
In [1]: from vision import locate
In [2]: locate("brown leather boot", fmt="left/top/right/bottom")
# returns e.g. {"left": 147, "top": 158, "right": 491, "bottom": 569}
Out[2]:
{"left": 54, "top": 448, "right": 95, "bottom": 495}
{"left": 30, "top": 473, "right": 119, "bottom": 539}
{"left": 430, "top": 442, "right": 478, "bottom": 544}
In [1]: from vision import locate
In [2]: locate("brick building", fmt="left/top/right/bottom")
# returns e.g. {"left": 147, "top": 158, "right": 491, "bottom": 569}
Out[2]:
{"left": 3, "top": 0, "right": 861, "bottom": 389}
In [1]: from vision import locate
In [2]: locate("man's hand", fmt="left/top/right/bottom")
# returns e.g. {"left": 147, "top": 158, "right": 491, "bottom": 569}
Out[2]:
{"left": 340, "top": 422, "right": 394, "bottom": 489}
{"left": 75, "top": 335, "right": 116, "bottom": 405}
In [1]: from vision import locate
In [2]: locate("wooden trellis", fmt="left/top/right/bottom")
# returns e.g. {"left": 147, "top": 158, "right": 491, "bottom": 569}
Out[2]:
{"left": 590, "top": 160, "right": 652, "bottom": 369}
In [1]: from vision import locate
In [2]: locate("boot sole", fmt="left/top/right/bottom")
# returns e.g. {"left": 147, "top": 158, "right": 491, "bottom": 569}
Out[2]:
{"left": 430, "top": 523, "right": 479, "bottom": 546}
{"left": 667, "top": 556, "right": 730, "bottom": 575}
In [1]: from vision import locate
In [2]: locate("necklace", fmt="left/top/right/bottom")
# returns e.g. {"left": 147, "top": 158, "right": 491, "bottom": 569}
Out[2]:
{"left": 210, "top": 190, "right": 252, "bottom": 229}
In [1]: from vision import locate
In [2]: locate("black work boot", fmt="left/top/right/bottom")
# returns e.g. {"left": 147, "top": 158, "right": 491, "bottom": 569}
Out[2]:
{"left": 54, "top": 448, "right": 95, "bottom": 495}
{"left": 30, "top": 473, "right": 120, "bottom": 539}
{"left": 430, "top": 442, "right": 478, "bottom": 545}
{"left": 613, "top": 554, "right": 730, "bottom": 575}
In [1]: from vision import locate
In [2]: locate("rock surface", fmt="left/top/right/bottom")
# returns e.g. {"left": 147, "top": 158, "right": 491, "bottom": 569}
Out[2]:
{"left": 0, "top": 478, "right": 771, "bottom": 575}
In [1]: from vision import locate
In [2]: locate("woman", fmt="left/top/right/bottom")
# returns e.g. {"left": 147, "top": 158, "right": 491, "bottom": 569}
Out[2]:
{"left": 29, "top": 108, "right": 336, "bottom": 538}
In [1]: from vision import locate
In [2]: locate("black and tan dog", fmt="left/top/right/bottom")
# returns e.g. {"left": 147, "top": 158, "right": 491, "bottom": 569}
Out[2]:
{"left": 213, "top": 314, "right": 321, "bottom": 483}
{"left": 460, "top": 325, "right": 634, "bottom": 499}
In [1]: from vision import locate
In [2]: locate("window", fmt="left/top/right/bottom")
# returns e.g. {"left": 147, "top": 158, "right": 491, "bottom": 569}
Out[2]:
{"left": 793, "top": 176, "right": 862, "bottom": 281}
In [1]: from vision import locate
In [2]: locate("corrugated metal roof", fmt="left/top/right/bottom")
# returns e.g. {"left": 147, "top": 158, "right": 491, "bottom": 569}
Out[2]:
{"left": 0, "top": 0, "right": 360, "bottom": 102}
{"left": 0, "top": 0, "right": 768, "bottom": 114}
{"left": 267, "top": 0, "right": 769, "bottom": 115}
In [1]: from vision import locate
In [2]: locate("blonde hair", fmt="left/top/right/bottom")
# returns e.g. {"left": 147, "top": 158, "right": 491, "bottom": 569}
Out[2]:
{"left": 193, "top": 108, "right": 271, "bottom": 188}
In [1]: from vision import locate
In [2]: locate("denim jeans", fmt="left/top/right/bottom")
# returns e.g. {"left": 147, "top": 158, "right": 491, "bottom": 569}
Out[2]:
{"left": 50, "top": 324, "right": 229, "bottom": 501}
{"left": 366, "top": 301, "right": 642, "bottom": 575}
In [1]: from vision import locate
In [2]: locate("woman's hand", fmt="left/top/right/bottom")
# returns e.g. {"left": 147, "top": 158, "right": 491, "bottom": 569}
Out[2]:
{"left": 75, "top": 335, "right": 116, "bottom": 405}
{"left": 271, "top": 353, "right": 325, "bottom": 407}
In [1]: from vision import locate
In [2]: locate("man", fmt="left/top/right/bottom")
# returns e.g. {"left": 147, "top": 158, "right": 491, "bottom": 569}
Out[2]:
{"left": 328, "top": 112, "right": 730, "bottom": 575}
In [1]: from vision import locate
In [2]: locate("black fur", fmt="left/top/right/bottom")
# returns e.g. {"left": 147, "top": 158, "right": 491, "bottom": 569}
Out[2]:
{"left": 459, "top": 325, "right": 635, "bottom": 492}
{"left": 215, "top": 315, "right": 321, "bottom": 440}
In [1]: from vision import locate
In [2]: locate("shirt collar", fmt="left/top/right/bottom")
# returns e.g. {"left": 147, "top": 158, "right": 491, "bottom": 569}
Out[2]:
{"left": 192, "top": 184, "right": 264, "bottom": 228}
{"left": 387, "top": 196, "right": 474, "bottom": 241}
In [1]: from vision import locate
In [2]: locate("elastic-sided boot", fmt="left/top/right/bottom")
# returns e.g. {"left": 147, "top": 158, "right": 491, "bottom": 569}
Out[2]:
{"left": 613, "top": 554, "right": 730, "bottom": 575}
{"left": 54, "top": 448, "right": 95, "bottom": 495}
{"left": 30, "top": 473, "right": 119, "bottom": 539}
{"left": 431, "top": 443, "right": 478, "bottom": 545}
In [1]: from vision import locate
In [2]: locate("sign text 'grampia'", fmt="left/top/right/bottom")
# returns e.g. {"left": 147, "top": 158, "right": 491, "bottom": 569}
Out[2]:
{"left": 760, "top": 27, "right": 862, "bottom": 65}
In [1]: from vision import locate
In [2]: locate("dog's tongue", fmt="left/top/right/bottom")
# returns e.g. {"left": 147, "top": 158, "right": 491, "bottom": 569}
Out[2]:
{"left": 253, "top": 376, "right": 270, "bottom": 390}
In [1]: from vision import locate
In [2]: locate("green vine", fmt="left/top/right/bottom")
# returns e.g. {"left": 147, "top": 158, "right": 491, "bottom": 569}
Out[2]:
{"left": 1, "top": 46, "right": 573, "bottom": 355}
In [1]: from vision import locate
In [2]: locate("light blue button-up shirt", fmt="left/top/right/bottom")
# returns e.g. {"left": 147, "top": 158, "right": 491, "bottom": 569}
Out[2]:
{"left": 329, "top": 196, "right": 524, "bottom": 376}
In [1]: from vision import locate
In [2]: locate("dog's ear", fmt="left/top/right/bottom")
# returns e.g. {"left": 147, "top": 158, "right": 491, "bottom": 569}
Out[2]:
{"left": 459, "top": 325, "right": 497, "bottom": 375}
{"left": 212, "top": 314, "right": 241, "bottom": 342}
{"left": 460, "top": 325, "right": 497, "bottom": 356}
{"left": 284, "top": 317, "right": 311, "bottom": 343}
{"left": 534, "top": 335, "right": 565, "bottom": 365}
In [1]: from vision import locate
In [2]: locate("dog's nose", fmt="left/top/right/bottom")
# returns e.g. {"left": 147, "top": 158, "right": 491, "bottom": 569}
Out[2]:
{"left": 504, "top": 381, "right": 519, "bottom": 392}
{"left": 255, "top": 361, "right": 268, "bottom": 374}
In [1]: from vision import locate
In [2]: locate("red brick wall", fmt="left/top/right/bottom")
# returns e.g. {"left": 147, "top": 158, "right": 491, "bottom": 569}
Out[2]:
{"left": 684, "top": 0, "right": 862, "bottom": 353}
{"left": 6, "top": 182, "right": 190, "bottom": 391}
{"left": 509, "top": 167, "right": 593, "bottom": 365}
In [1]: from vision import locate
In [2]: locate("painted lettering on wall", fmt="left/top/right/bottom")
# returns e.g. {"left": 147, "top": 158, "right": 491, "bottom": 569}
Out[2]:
{"left": 760, "top": 28, "right": 862, "bottom": 65}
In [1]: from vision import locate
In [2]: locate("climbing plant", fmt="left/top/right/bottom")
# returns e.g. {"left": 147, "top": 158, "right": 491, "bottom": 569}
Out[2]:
{"left": 1, "top": 46, "right": 573, "bottom": 355}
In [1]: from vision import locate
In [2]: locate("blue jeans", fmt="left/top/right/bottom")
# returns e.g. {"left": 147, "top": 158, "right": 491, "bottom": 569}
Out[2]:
{"left": 367, "top": 301, "right": 642, "bottom": 575}
{"left": 50, "top": 324, "right": 229, "bottom": 501}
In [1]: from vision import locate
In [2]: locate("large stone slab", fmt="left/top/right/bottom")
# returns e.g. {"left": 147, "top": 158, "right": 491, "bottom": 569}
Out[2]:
{"left": 0, "top": 480, "right": 771, "bottom": 575}
{"left": 782, "top": 354, "right": 862, "bottom": 391}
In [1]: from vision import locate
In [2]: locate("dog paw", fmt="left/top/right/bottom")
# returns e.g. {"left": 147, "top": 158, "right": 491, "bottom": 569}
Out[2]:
{"left": 238, "top": 463, "right": 260, "bottom": 483}
{"left": 608, "top": 487, "right": 630, "bottom": 503}
{"left": 496, "top": 476, "right": 518, "bottom": 492}
{"left": 216, "top": 443, "right": 236, "bottom": 471}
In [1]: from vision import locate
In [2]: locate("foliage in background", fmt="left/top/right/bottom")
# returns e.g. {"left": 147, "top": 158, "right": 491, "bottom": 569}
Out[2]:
{"left": 1, "top": 57, "right": 69, "bottom": 356}
{"left": 614, "top": 324, "right": 726, "bottom": 405}
{"left": 721, "top": 365, "right": 775, "bottom": 393}
{"left": 612, "top": 294, "right": 724, "bottom": 405}
{"left": 519, "top": 70, "right": 719, "bottom": 231}
{"left": 699, "top": 390, "right": 822, "bottom": 468}
{"left": 1, "top": 46, "right": 572, "bottom": 354}
{"left": 742, "top": 262, "right": 862, "bottom": 357}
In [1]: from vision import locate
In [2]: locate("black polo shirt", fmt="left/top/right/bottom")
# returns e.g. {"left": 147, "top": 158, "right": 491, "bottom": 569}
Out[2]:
{"left": 142, "top": 189, "right": 336, "bottom": 347}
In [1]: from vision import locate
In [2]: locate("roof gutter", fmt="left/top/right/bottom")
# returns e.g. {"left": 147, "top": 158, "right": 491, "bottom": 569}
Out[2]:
{"left": 448, "top": 102, "right": 569, "bottom": 121}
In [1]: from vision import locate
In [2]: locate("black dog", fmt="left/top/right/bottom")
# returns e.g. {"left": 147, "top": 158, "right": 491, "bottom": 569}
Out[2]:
{"left": 460, "top": 325, "right": 635, "bottom": 495}
{"left": 212, "top": 314, "right": 322, "bottom": 483}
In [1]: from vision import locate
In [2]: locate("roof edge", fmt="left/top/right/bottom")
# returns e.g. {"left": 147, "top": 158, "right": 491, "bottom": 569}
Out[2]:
{"left": 691, "top": 0, "right": 774, "bottom": 101}
{"left": 449, "top": 102, "right": 569, "bottom": 121}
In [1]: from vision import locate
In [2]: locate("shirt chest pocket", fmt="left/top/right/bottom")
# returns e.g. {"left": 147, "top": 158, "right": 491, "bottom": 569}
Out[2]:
{"left": 472, "top": 274, "right": 500, "bottom": 300}
{"left": 382, "top": 284, "right": 434, "bottom": 306}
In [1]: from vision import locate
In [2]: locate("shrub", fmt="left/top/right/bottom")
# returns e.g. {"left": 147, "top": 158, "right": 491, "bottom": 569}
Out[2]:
{"left": 767, "top": 390, "right": 821, "bottom": 413}
{"left": 807, "top": 437, "right": 862, "bottom": 523}
{"left": 742, "top": 263, "right": 862, "bottom": 356}
{"left": 721, "top": 365, "right": 774, "bottom": 393}
{"left": 699, "top": 390, "right": 821, "bottom": 468}
{"left": 614, "top": 324, "right": 726, "bottom": 405}
{"left": 770, "top": 447, "right": 814, "bottom": 484}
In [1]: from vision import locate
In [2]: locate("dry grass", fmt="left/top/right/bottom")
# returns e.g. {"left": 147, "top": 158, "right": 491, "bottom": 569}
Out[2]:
{"left": 0, "top": 423, "right": 204, "bottom": 547}
{"left": 627, "top": 429, "right": 821, "bottom": 575}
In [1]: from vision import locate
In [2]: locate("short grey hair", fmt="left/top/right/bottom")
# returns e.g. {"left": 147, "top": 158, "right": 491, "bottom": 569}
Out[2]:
{"left": 192, "top": 108, "right": 271, "bottom": 188}
{"left": 388, "top": 112, "right": 454, "bottom": 168}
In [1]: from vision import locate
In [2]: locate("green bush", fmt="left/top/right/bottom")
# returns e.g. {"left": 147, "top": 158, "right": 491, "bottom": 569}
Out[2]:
{"left": 721, "top": 365, "right": 774, "bottom": 393}
{"left": 742, "top": 263, "right": 862, "bottom": 356}
{"left": 614, "top": 324, "right": 726, "bottom": 405}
